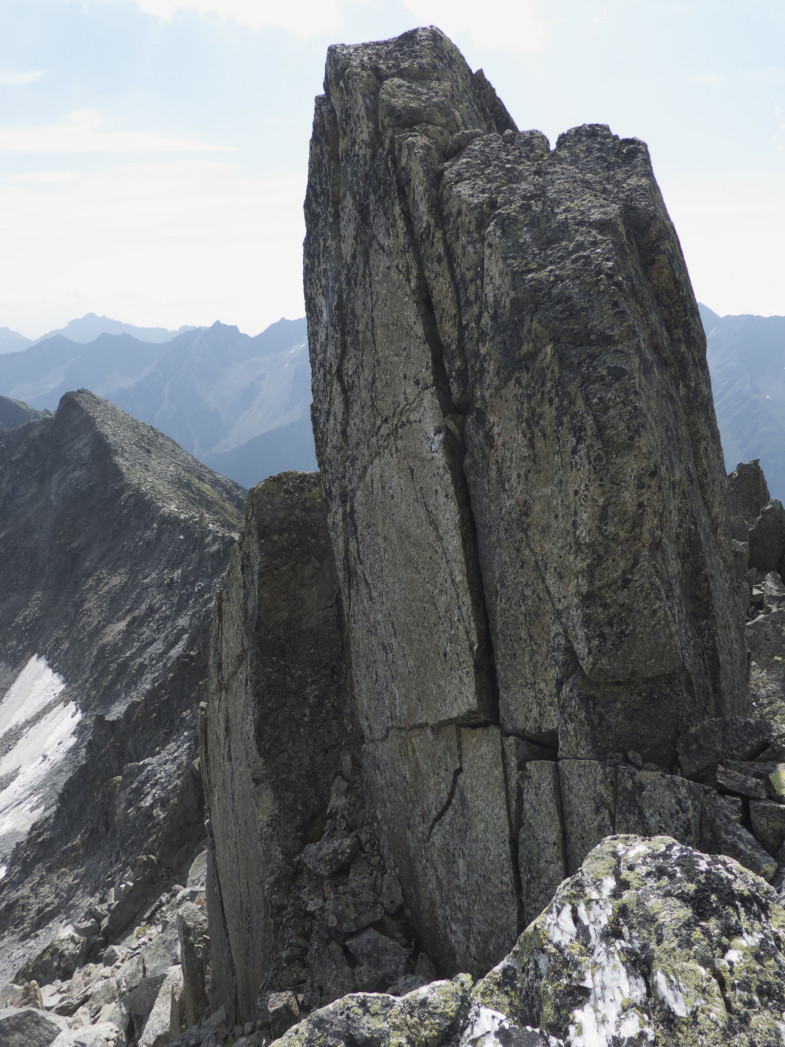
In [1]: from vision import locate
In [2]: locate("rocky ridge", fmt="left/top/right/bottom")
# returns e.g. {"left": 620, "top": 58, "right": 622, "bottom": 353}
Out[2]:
{"left": 0, "top": 395, "right": 51, "bottom": 432}
{"left": 0, "top": 390, "right": 244, "bottom": 981}
{"left": 5, "top": 24, "right": 785, "bottom": 1047}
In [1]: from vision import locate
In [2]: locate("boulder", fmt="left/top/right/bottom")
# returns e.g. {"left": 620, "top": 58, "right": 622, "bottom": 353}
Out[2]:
{"left": 177, "top": 902, "right": 210, "bottom": 1027}
{"left": 50, "top": 1023, "right": 123, "bottom": 1047}
{"left": 474, "top": 834, "right": 785, "bottom": 1046}
{"left": 0, "top": 1006, "right": 66, "bottom": 1047}
{"left": 678, "top": 716, "right": 771, "bottom": 778}
{"left": 728, "top": 459, "right": 771, "bottom": 535}
{"left": 270, "top": 975, "right": 473, "bottom": 1047}
{"left": 139, "top": 964, "right": 184, "bottom": 1047}
{"left": 749, "top": 500, "right": 785, "bottom": 573}
{"left": 747, "top": 609, "right": 785, "bottom": 726}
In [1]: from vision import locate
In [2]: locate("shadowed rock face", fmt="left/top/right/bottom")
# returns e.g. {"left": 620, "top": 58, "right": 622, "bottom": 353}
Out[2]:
{"left": 0, "top": 390, "right": 244, "bottom": 980}
{"left": 204, "top": 473, "right": 349, "bottom": 1020}
{"left": 204, "top": 473, "right": 428, "bottom": 1028}
{"left": 304, "top": 26, "right": 747, "bottom": 974}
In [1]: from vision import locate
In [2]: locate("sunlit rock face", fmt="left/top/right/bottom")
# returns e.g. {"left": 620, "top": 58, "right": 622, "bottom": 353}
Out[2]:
{"left": 0, "top": 389, "right": 243, "bottom": 979}
{"left": 304, "top": 26, "right": 747, "bottom": 974}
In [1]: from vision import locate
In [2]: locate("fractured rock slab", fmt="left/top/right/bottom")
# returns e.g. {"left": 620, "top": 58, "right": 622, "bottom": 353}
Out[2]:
{"left": 304, "top": 25, "right": 746, "bottom": 973}
{"left": 203, "top": 472, "right": 349, "bottom": 1022}
{"left": 367, "top": 723, "right": 518, "bottom": 974}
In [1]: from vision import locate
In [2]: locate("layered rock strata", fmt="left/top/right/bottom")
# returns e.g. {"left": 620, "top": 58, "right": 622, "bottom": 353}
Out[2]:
{"left": 304, "top": 26, "right": 747, "bottom": 973}
{"left": 0, "top": 390, "right": 244, "bottom": 980}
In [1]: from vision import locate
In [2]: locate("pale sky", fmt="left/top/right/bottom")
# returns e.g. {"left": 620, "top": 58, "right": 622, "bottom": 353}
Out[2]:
{"left": 0, "top": 0, "right": 783, "bottom": 338}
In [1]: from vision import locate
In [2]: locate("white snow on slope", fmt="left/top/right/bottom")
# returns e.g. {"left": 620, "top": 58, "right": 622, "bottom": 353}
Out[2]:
{"left": 0, "top": 654, "right": 81, "bottom": 845}
{"left": 0, "top": 654, "right": 66, "bottom": 734}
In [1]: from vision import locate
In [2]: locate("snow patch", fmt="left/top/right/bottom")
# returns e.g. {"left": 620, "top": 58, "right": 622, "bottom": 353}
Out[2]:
{"left": 0, "top": 655, "right": 81, "bottom": 844}
{"left": 0, "top": 864, "right": 6, "bottom": 880}
{"left": 0, "top": 654, "right": 65, "bottom": 735}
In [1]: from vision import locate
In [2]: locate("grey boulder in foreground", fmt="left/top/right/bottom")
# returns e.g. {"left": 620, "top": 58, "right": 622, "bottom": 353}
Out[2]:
{"left": 274, "top": 834, "right": 785, "bottom": 1047}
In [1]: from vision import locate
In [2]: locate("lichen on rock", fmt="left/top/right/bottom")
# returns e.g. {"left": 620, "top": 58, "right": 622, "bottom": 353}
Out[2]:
{"left": 474, "top": 834, "right": 785, "bottom": 1047}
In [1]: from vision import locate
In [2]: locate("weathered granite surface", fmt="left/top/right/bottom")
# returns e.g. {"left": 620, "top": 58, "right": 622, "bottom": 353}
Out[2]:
{"left": 474, "top": 834, "right": 785, "bottom": 1047}
{"left": 303, "top": 25, "right": 747, "bottom": 973}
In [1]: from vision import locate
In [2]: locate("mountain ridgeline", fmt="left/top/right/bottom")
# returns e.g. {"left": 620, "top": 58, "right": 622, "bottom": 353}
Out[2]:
{"left": 0, "top": 317, "right": 316, "bottom": 490}
{"left": 1, "top": 308, "right": 783, "bottom": 500}
{"left": 0, "top": 391, "right": 244, "bottom": 982}
{"left": 2, "top": 24, "right": 785, "bottom": 1047}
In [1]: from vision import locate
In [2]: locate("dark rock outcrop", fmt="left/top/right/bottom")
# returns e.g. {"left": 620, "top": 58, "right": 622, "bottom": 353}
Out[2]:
{"left": 303, "top": 26, "right": 747, "bottom": 974}
{"left": 0, "top": 390, "right": 243, "bottom": 981}
{"left": 203, "top": 472, "right": 428, "bottom": 1027}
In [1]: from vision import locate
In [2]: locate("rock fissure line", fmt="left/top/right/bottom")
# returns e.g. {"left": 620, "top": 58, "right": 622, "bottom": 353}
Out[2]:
{"left": 498, "top": 730, "right": 525, "bottom": 933}
{"left": 365, "top": 715, "right": 497, "bottom": 746}
{"left": 390, "top": 154, "right": 501, "bottom": 718}
{"left": 344, "top": 384, "right": 438, "bottom": 503}
{"left": 428, "top": 762, "right": 464, "bottom": 840}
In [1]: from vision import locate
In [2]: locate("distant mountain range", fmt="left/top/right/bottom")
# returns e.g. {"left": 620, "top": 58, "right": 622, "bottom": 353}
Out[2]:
{"left": 700, "top": 304, "right": 785, "bottom": 503}
{"left": 2, "top": 307, "right": 784, "bottom": 499}
{"left": 0, "top": 316, "right": 315, "bottom": 489}
{"left": 0, "top": 313, "right": 197, "bottom": 353}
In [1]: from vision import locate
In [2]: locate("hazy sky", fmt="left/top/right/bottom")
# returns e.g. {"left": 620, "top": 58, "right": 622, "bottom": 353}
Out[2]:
{"left": 1, "top": 0, "right": 783, "bottom": 337}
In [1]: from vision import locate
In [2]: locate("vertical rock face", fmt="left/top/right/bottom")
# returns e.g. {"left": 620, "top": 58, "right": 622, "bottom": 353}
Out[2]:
{"left": 205, "top": 473, "right": 429, "bottom": 1027}
{"left": 204, "top": 473, "right": 349, "bottom": 1020}
{"left": 304, "top": 26, "right": 747, "bottom": 973}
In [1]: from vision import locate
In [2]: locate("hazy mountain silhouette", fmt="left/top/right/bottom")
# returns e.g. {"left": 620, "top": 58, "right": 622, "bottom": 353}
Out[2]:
{"left": 31, "top": 313, "right": 196, "bottom": 345}
{"left": 8, "top": 303, "right": 782, "bottom": 498}
{"left": 701, "top": 304, "right": 785, "bottom": 501}
{"left": 0, "top": 317, "right": 315, "bottom": 488}
{"left": 0, "top": 328, "right": 32, "bottom": 354}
